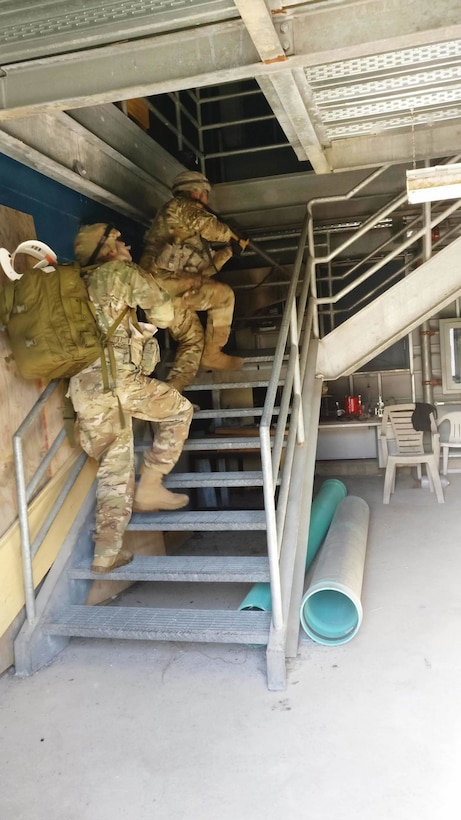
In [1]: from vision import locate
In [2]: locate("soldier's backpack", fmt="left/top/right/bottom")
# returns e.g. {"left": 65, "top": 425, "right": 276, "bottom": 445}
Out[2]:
{"left": 0, "top": 241, "right": 127, "bottom": 383}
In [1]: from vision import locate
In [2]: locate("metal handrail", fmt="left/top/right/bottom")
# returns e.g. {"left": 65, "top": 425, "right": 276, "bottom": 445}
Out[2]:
{"left": 309, "top": 162, "right": 461, "bottom": 333}
{"left": 13, "top": 380, "right": 87, "bottom": 624}
{"left": 259, "top": 212, "right": 309, "bottom": 632}
{"left": 261, "top": 161, "right": 461, "bottom": 641}
{"left": 315, "top": 198, "right": 461, "bottom": 309}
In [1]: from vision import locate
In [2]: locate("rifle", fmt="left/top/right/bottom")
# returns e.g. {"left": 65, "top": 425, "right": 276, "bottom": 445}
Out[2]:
{"left": 204, "top": 203, "right": 290, "bottom": 286}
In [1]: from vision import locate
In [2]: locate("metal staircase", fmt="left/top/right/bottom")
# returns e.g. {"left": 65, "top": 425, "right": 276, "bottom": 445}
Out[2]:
{"left": 14, "top": 353, "right": 315, "bottom": 689}
{"left": 13, "top": 163, "right": 461, "bottom": 689}
{"left": 14, "top": 278, "right": 314, "bottom": 691}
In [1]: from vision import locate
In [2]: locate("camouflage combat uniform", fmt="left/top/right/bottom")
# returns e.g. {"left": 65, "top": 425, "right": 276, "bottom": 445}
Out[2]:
{"left": 69, "top": 259, "right": 193, "bottom": 562}
{"left": 140, "top": 195, "right": 236, "bottom": 392}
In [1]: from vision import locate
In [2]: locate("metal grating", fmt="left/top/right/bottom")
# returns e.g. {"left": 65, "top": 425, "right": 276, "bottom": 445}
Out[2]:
{"left": 305, "top": 39, "right": 461, "bottom": 141}
{"left": 324, "top": 107, "right": 461, "bottom": 140}
{"left": 164, "top": 471, "right": 269, "bottom": 488}
{"left": 0, "top": 0, "right": 237, "bottom": 62}
{"left": 313, "top": 68, "right": 461, "bottom": 106}
{"left": 306, "top": 41, "right": 461, "bottom": 83}
{"left": 322, "top": 89, "right": 461, "bottom": 123}
{"left": 70, "top": 554, "right": 271, "bottom": 583}
{"left": 45, "top": 605, "right": 272, "bottom": 644}
{"left": 127, "top": 509, "right": 267, "bottom": 531}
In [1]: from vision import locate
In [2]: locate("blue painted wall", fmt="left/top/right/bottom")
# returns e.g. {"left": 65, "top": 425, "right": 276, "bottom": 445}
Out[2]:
{"left": 0, "top": 153, "right": 145, "bottom": 261}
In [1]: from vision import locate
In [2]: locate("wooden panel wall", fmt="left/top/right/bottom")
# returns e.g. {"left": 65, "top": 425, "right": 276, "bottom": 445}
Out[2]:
{"left": 0, "top": 204, "right": 73, "bottom": 537}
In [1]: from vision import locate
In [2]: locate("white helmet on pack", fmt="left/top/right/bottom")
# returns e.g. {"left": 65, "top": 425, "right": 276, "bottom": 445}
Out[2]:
{"left": 0, "top": 240, "right": 57, "bottom": 281}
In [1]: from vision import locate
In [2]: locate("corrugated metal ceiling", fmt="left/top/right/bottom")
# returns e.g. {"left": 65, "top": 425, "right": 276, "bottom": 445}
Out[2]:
{"left": 1, "top": 0, "right": 461, "bottom": 222}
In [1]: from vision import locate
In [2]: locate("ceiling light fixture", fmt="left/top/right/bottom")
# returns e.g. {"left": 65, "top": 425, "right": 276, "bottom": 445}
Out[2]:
{"left": 406, "top": 164, "right": 461, "bottom": 204}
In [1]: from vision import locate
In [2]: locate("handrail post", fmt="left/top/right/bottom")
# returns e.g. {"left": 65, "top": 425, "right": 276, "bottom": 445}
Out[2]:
{"left": 12, "top": 380, "right": 61, "bottom": 624}
{"left": 13, "top": 433, "right": 36, "bottom": 623}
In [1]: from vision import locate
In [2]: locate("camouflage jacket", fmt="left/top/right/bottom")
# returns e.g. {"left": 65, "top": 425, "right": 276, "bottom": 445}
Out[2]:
{"left": 140, "top": 195, "right": 233, "bottom": 276}
{"left": 83, "top": 259, "right": 173, "bottom": 344}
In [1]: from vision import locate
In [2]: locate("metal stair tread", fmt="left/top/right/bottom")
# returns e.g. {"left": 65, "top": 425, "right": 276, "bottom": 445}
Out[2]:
{"left": 127, "top": 509, "right": 267, "bottom": 531}
{"left": 135, "top": 437, "right": 272, "bottom": 453}
{"left": 233, "top": 350, "right": 278, "bottom": 362}
{"left": 44, "top": 605, "right": 272, "bottom": 644}
{"left": 70, "top": 554, "right": 270, "bottom": 582}
{"left": 186, "top": 365, "right": 287, "bottom": 391}
{"left": 186, "top": 378, "right": 282, "bottom": 391}
{"left": 185, "top": 436, "right": 262, "bottom": 451}
{"left": 165, "top": 470, "right": 277, "bottom": 487}
{"left": 192, "top": 406, "right": 281, "bottom": 420}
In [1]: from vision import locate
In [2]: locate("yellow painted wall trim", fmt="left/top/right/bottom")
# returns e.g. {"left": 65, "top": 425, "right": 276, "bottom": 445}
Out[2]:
{"left": 0, "top": 452, "right": 97, "bottom": 638}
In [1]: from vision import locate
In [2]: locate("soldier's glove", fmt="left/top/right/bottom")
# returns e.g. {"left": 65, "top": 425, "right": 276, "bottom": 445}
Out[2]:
{"left": 230, "top": 233, "right": 249, "bottom": 256}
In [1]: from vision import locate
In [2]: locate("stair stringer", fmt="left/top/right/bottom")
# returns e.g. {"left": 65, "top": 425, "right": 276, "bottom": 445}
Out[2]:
{"left": 14, "top": 487, "right": 97, "bottom": 676}
{"left": 316, "top": 235, "right": 461, "bottom": 380}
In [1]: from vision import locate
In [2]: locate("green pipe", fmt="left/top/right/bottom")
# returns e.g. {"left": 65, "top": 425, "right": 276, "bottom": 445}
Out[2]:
{"left": 300, "top": 496, "right": 369, "bottom": 645}
{"left": 239, "top": 478, "right": 347, "bottom": 612}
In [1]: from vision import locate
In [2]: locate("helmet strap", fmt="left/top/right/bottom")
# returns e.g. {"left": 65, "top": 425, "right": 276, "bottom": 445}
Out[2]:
{"left": 86, "top": 223, "right": 115, "bottom": 266}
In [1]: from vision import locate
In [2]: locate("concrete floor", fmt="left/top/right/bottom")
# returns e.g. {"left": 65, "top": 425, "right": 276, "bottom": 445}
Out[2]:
{"left": 1, "top": 470, "right": 460, "bottom": 820}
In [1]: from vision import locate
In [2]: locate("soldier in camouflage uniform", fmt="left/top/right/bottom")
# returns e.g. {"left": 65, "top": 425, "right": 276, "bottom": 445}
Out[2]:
{"left": 69, "top": 223, "right": 193, "bottom": 573}
{"left": 140, "top": 171, "right": 248, "bottom": 393}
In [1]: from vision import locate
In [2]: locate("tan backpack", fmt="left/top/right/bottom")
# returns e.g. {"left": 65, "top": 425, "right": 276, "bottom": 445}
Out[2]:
{"left": 0, "top": 243, "right": 127, "bottom": 382}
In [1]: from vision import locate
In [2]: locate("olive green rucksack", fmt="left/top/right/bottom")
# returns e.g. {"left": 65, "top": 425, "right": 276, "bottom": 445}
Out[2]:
{"left": 0, "top": 262, "right": 127, "bottom": 382}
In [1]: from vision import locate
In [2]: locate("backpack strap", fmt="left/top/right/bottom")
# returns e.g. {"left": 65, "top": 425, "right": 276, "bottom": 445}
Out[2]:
{"left": 86, "top": 302, "right": 131, "bottom": 429}
{"left": 86, "top": 301, "right": 130, "bottom": 390}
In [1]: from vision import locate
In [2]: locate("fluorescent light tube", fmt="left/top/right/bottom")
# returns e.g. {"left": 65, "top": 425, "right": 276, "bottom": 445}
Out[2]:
{"left": 406, "top": 164, "right": 461, "bottom": 204}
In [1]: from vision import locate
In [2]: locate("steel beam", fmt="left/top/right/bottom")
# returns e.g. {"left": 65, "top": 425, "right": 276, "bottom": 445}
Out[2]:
{"left": 258, "top": 70, "right": 331, "bottom": 173}
{"left": 0, "top": 21, "right": 261, "bottom": 119}
{"left": 0, "top": 106, "right": 181, "bottom": 221}
{"left": 1, "top": 2, "right": 461, "bottom": 119}
{"left": 325, "top": 122, "right": 461, "bottom": 171}
{"left": 232, "top": 0, "right": 286, "bottom": 63}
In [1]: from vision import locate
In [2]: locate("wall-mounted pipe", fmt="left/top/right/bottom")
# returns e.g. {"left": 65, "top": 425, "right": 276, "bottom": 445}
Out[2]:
{"left": 239, "top": 479, "right": 347, "bottom": 612}
{"left": 300, "top": 496, "right": 369, "bottom": 646}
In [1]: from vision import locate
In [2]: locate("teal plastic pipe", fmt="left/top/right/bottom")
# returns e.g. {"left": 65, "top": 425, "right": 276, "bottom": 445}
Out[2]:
{"left": 300, "top": 495, "right": 369, "bottom": 646}
{"left": 239, "top": 478, "right": 347, "bottom": 612}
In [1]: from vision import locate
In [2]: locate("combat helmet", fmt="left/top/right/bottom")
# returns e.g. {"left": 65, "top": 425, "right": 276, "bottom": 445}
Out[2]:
{"left": 74, "top": 223, "right": 120, "bottom": 266}
{"left": 171, "top": 170, "right": 211, "bottom": 197}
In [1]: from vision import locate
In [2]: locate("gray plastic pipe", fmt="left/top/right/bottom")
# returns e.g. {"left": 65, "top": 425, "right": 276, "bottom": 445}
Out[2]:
{"left": 239, "top": 479, "right": 347, "bottom": 612}
{"left": 300, "top": 495, "right": 369, "bottom": 645}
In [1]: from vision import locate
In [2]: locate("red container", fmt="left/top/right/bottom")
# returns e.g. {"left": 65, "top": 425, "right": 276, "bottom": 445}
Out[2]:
{"left": 345, "top": 395, "right": 361, "bottom": 416}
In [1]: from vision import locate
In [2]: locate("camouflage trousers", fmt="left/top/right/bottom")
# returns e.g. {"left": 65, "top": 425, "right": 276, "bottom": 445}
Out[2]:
{"left": 69, "top": 362, "right": 193, "bottom": 557}
{"left": 153, "top": 275, "right": 235, "bottom": 392}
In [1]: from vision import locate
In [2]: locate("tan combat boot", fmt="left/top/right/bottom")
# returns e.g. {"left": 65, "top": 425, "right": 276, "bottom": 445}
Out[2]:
{"left": 91, "top": 546, "right": 133, "bottom": 574}
{"left": 200, "top": 326, "right": 243, "bottom": 371}
{"left": 132, "top": 465, "right": 189, "bottom": 512}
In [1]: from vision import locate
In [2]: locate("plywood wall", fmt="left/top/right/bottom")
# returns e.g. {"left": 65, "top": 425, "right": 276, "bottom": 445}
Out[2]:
{"left": 0, "top": 205, "right": 73, "bottom": 537}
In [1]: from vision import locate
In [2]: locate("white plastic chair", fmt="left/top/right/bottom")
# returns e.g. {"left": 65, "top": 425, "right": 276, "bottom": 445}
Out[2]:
{"left": 437, "top": 412, "right": 461, "bottom": 475}
{"left": 380, "top": 404, "right": 444, "bottom": 504}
